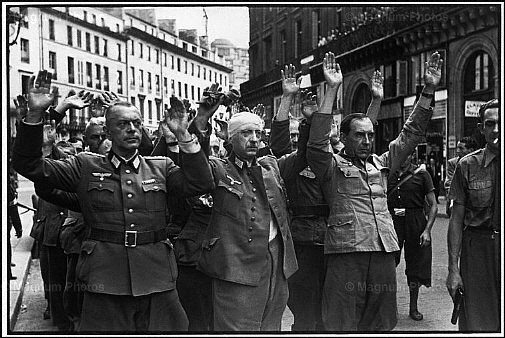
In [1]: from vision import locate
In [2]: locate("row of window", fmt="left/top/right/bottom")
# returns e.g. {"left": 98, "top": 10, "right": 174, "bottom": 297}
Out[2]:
{"left": 129, "top": 96, "right": 162, "bottom": 125}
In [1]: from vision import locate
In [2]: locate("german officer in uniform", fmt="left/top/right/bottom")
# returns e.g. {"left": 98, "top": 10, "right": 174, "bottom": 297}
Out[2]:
{"left": 13, "top": 70, "right": 215, "bottom": 332}
{"left": 192, "top": 90, "right": 298, "bottom": 330}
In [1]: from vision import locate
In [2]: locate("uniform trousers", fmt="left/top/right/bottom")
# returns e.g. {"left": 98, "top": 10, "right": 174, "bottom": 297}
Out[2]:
{"left": 459, "top": 228, "right": 500, "bottom": 332}
{"left": 176, "top": 265, "right": 213, "bottom": 331}
{"left": 63, "top": 253, "right": 83, "bottom": 330}
{"left": 287, "top": 243, "right": 326, "bottom": 331}
{"left": 322, "top": 251, "right": 397, "bottom": 331}
{"left": 78, "top": 289, "right": 188, "bottom": 332}
{"left": 46, "top": 245, "right": 71, "bottom": 330}
{"left": 212, "top": 234, "right": 288, "bottom": 331}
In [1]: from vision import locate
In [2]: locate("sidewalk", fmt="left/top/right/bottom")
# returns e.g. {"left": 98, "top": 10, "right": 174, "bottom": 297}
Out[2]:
{"left": 8, "top": 177, "right": 36, "bottom": 332}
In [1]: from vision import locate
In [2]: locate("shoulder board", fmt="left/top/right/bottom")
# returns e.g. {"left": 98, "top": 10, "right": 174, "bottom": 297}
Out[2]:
{"left": 143, "top": 156, "right": 167, "bottom": 160}
{"left": 258, "top": 154, "right": 276, "bottom": 162}
{"left": 460, "top": 149, "right": 483, "bottom": 162}
{"left": 80, "top": 151, "right": 105, "bottom": 157}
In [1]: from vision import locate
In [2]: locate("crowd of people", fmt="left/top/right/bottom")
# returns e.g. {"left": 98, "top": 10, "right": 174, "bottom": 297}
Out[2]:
{"left": 7, "top": 48, "right": 500, "bottom": 333}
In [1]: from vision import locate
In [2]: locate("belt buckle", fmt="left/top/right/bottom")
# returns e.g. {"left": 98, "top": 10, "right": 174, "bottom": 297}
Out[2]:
{"left": 125, "top": 230, "right": 137, "bottom": 247}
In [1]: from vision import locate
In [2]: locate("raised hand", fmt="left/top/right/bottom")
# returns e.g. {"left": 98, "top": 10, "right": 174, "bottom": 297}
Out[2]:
{"left": 198, "top": 83, "right": 223, "bottom": 109}
{"left": 252, "top": 103, "right": 266, "bottom": 120}
{"left": 424, "top": 52, "right": 443, "bottom": 89}
{"left": 13, "top": 95, "right": 28, "bottom": 121}
{"left": 98, "top": 91, "right": 120, "bottom": 108}
{"left": 370, "top": 70, "right": 384, "bottom": 100}
{"left": 158, "top": 116, "right": 177, "bottom": 144}
{"left": 300, "top": 90, "right": 318, "bottom": 119}
{"left": 281, "top": 64, "right": 301, "bottom": 96}
{"left": 59, "top": 89, "right": 93, "bottom": 112}
{"left": 214, "top": 118, "right": 228, "bottom": 141}
{"left": 323, "top": 52, "right": 343, "bottom": 89}
{"left": 27, "top": 70, "right": 58, "bottom": 122}
{"left": 166, "top": 96, "right": 191, "bottom": 141}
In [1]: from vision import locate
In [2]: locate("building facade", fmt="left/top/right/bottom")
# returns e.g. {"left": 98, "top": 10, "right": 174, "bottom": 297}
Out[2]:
{"left": 241, "top": 6, "right": 500, "bottom": 185}
{"left": 7, "top": 6, "right": 232, "bottom": 136}
{"left": 211, "top": 38, "right": 249, "bottom": 90}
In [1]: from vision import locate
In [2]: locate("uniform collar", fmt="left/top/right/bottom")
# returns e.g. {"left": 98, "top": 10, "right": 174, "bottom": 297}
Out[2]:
{"left": 483, "top": 145, "right": 499, "bottom": 168}
{"left": 340, "top": 148, "right": 375, "bottom": 165}
{"left": 109, "top": 150, "right": 140, "bottom": 171}
{"left": 229, "top": 152, "right": 256, "bottom": 170}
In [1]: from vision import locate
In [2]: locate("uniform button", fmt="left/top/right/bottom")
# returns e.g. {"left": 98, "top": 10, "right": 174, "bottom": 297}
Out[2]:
{"left": 248, "top": 238, "right": 252, "bottom": 242}
{"left": 252, "top": 188, "right": 257, "bottom": 192}
{"left": 251, "top": 216, "right": 256, "bottom": 221}
{"left": 128, "top": 193, "right": 133, "bottom": 198}
{"left": 248, "top": 226, "right": 253, "bottom": 231}
{"left": 36, "top": 219, "right": 41, "bottom": 222}
{"left": 228, "top": 188, "right": 233, "bottom": 192}
{"left": 128, "top": 208, "right": 133, "bottom": 213}
{"left": 125, "top": 169, "right": 131, "bottom": 174}
{"left": 99, "top": 177, "right": 104, "bottom": 181}
{"left": 60, "top": 212, "right": 65, "bottom": 216}
{"left": 251, "top": 206, "right": 256, "bottom": 211}
{"left": 130, "top": 223, "right": 135, "bottom": 228}
{"left": 153, "top": 186, "right": 159, "bottom": 190}
{"left": 252, "top": 197, "right": 257, "bottom": 202}
{"left": 337, "top": 220, "right": 341, "bottom": 225}
{"left": 249, "top": 180, "right": 253, "bottom": 184}
{"left": 127, "top": 180, "right": 132, "bottom": 185}
{"left": 99, "top": 183, "right": 103, "bottom": 188}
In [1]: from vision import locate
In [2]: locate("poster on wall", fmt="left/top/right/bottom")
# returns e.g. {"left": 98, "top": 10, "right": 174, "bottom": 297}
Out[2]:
{"left": 464, "top": 100, "right": 486, "bottom": 117}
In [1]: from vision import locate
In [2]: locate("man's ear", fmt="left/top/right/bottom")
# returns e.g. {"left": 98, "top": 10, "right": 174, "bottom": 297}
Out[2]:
{"left": 477, "top": 122, "right": 484, "bottom": 135}
{"left": 340, "top": 132, "right": 346, "bottom": 144}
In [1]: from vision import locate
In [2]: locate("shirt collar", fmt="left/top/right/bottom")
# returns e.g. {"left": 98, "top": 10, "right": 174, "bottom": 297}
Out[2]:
{"left": 341, "top": 148, "right": 375, "bottom": 165}
{"left": 109, "top": 150, "right": 140, "bottom": 170}
{"left": 483, "top": 145, "right": 499, "bottom": 168}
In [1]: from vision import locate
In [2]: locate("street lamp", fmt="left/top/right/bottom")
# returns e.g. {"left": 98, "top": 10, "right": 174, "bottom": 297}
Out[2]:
{"left": 8, "top": 8, "right": 27, "bottom": 46}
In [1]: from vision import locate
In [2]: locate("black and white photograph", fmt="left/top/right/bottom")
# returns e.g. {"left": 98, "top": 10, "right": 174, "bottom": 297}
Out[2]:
{"left": 3, "top": 2, "right": 502, "bottom": 335}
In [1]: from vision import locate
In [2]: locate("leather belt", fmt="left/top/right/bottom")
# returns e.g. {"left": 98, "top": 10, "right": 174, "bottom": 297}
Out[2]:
{"left": 89, "top": 227, "right": 168, "bottom": 247}
{"left": 291, "top": 205, "right": 329, "bottom": 217}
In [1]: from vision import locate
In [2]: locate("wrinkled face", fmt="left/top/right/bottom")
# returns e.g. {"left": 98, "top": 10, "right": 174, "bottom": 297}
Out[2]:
{"left": 341, "top": 117, "right": 374, "bottom": 160}
{"left": 85, "top": 125, "right": 107, "bottom": 154}
{"left": 230, "top": 128, "right": 262, "bottom": 161}
{"left": 455, "top": 141, "right": 472, "bottom": 159}
{"left": 478, "top": 107, "right": 500, "bottom": 151}
{"left": 105, "top": 105, "right": 143, "bottom": 157}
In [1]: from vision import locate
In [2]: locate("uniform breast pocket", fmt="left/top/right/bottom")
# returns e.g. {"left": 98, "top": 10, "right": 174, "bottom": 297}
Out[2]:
{"left": 214, "top": 181, "right": 243, "bottom": 220}
{"left": 88, "top": 182, "right": 115, "bottom": 210}
{"left": 142, "top": 182, "right": 167, "bottom": 211}
{"left": 468, "top": 179, "right": 493, "bottom": 208}
{"left": 336, "top": 167, "right": 366, "bottom": 195}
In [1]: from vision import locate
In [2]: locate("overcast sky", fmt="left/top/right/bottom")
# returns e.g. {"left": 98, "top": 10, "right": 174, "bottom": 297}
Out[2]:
{"left": 155, "top": 6, "right": 250, "bottom": 49}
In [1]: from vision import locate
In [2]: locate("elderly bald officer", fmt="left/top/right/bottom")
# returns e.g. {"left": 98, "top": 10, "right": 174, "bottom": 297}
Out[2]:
{"left": 195, "top": 109, "right": 299, "bottom": 331}
{"left": 12, "top": 70, "right": 215, "bottom": 332}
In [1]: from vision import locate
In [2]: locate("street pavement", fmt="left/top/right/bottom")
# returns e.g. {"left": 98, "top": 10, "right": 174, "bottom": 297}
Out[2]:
{"left": 9, "top": 176, "right": 459, "bottom": 333}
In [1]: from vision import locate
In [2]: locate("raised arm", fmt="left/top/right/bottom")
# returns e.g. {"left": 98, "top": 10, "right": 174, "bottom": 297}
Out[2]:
{"left": 384, "top": 52, "right": 443, "bottom": 176}
{"left": 307, "top": 52, "right": 343, "bottom": 181}
{"left": 366, "top": 70, "right": 384, "bottom": 124}
{"left": 270, "top": 65, "right": 300, "bottom": 157}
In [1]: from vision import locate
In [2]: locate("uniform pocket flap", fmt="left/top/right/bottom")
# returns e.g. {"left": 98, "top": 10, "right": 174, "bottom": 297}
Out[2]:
{"left": 80, "top": 240, "right": 97, "bottom": 255}
{"left": 328, "top": 213, "right": 354, "bottom": 227}
{"left": 142, "top": 182, "right": 167, "bottom": 193}
{"left": 338, "top": 167, "right": 361, "bottom": 178}
{"left": 217, "top": 181, "right": 243, "bottom": 199}
{"left": 468, "top": 180, "right": 493, "bottom": 190}
{"left": 88, "top": 181, "right": 114, "bottom": 192}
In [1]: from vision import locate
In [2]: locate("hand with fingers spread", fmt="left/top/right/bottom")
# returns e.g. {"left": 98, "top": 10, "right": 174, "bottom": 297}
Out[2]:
{"left": 300, "top": 90, "right": 318, "bottom": 119}
{"left": 13, "top": 95, "right": 29, "bottom": 121}
{"left": 251, "top": 104, "right": 266, "bottom": 120}
{"left": 166, "top": 96, "right": 192, "bottom": 142}
{"left": 158, "top": 116, "right": 178, "bottom": 144}
{"left": 281, "top": 64, "right": 301, "bottom": 96}
{"left": 98, "top": 91, "right": 120, "bottom": 109}
{"left": 323, "top": 52, "right": 343, "bottom": 89}
{"left": 26, "top": 70, "right": 58, "bottom": 122}
{"left": 423, "top": 52, "right": 443, "bottom": 90}
{"left": 370, "top": 70, "right": 384, "bottom": 100}
{"left": 56, "top": 89, "right": 93, "bottom": 114}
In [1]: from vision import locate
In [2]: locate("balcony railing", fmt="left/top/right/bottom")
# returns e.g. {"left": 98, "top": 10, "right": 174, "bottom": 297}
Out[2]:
{"left": 243, "top": 6, "right": 456, "bottom": 94}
